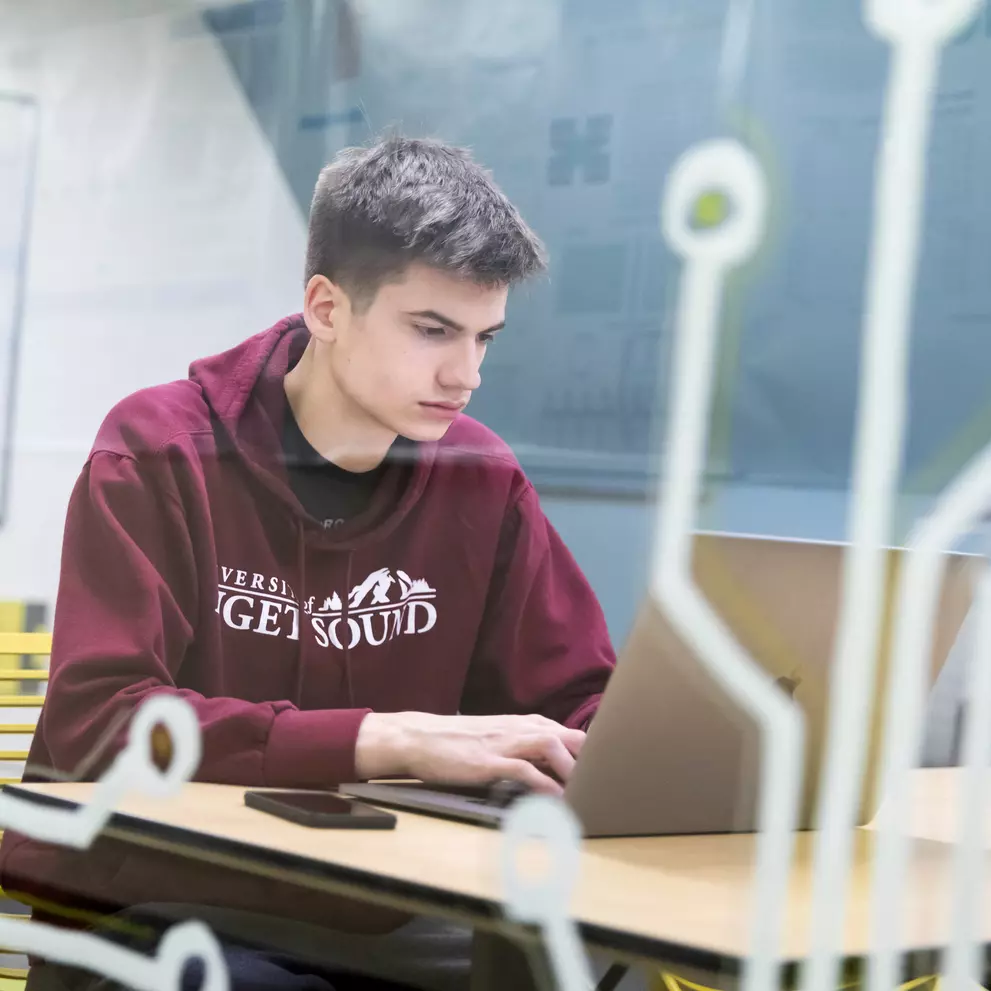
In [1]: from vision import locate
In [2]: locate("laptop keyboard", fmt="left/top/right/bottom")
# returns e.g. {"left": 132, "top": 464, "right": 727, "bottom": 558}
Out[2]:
{"left": 401, "top": 779, "right": 532, "bottom": 808}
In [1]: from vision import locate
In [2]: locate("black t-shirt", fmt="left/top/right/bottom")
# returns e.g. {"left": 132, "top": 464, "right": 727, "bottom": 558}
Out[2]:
{"left": 282, "top": 398, "right": 395, "bottom": 531}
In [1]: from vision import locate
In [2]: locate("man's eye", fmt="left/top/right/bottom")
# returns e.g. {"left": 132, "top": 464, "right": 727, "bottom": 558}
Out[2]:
{"left": 415, "top": 325, "right": 447, "bottom": 338}
{"left": 479, "top": 332, "right": 496, "bottom": 344}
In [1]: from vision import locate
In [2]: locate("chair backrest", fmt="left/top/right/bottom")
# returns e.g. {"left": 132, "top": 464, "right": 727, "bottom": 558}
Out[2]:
{"left": 0, "top": 633, "right": 51, "bottom": 787}
{"left": 0, "top": 632, "right": 51, "bottom": 981}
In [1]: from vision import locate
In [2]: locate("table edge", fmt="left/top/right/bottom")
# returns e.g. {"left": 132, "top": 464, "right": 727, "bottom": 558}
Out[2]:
{"left": 3, "top": 784, "right": 749, "bottom": 973}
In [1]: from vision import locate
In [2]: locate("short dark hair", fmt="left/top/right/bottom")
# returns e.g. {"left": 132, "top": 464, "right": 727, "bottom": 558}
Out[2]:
{"left": 304, "top": 135, "right": 547, "bottom": 309}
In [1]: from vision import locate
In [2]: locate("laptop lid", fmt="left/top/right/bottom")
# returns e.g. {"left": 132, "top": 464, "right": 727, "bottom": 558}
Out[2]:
{"left": 565, "top": 531, "right": 975, "bottom": 838}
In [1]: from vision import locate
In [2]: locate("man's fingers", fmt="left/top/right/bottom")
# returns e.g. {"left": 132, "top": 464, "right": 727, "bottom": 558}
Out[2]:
{"left": 402, "top": 715, "right": 588, "bottom": 795}
{"left": 513, "top": 734, "right": 577, "bottom": 783}
{"left": 560, "top": 727, "right": 586, "bottom": 757}
{"left": 524, "top": 716, "right": 587, "bottom": 757}
{"left": 489, "top": 757, "right": 562, "bottom": 796}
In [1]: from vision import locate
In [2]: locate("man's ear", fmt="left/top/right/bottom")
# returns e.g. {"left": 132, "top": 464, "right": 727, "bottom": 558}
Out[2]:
{"left": 303, "top": 275, "right": 352, "bottom": 344}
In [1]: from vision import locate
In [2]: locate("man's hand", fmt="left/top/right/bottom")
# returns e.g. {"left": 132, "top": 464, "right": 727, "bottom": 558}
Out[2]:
{"left": 353, "top": 712, "right": 586, "bottom": 795}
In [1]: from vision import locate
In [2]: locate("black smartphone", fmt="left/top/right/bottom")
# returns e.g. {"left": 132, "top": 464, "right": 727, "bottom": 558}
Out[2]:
{"left": 244, "top": 790, "right": 397, "bottom": 829}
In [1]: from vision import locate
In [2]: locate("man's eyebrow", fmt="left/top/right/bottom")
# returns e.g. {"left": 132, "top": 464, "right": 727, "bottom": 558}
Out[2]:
{"left": 406, "top": 309, "right": 506, "bottom": 335}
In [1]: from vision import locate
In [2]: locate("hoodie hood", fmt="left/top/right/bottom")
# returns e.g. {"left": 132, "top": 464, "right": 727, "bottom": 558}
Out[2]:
{"left": 189, "top": 313, "right": 436, "bottom": 550}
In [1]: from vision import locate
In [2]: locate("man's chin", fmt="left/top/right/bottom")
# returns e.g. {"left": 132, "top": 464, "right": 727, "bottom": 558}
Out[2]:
{"left": 390, "top": 404, "right": 466, "bottom": 443}
{"left": 400, "top": 420, "right": 456, "bottom": 443}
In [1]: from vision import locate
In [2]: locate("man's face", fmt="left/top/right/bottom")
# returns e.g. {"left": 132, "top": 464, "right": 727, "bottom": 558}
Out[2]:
{"left": 313, "top": 263, "right": 508, "bottom": 442}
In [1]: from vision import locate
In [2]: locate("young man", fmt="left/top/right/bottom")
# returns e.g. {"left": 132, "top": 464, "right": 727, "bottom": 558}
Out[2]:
{"left": 1, "top": 137, "right": 615, "bottom": 987}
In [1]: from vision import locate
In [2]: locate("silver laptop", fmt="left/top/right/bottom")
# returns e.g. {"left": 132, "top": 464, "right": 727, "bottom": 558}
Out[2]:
{"left": 342, "top": 531, "right": 975, "bottom": 837}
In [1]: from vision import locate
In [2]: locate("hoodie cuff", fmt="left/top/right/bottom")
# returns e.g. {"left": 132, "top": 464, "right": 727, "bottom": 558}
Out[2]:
{"left": 566, "top": 695, "right": 602, "bottom": 732}
{"left": 264, "top": 708, "right": 372, "bottom": 788}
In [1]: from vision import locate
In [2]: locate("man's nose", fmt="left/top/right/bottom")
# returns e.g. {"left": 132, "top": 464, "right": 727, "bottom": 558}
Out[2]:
{"left": 441, "top": 344, "right": 483, "bottom": 392}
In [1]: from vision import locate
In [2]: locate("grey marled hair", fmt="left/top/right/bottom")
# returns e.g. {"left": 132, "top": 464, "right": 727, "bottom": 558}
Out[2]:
{"left": 304, "top": 135, "right": 547, "bottom": 309}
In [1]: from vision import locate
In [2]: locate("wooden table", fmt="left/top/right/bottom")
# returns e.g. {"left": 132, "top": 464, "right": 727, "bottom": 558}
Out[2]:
{"left": 7, "top": 769, "right": 989, "bottom": 987}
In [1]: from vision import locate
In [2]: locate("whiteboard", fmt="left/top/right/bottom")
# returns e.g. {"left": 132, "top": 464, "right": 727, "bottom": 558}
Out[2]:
{"left": 0, "top": 94, "right": 37, "bottom": 527}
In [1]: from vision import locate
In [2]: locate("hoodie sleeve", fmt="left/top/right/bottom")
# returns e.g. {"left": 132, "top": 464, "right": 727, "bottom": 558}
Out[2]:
{"left": 459, "top": 480, "right": 616, "bottom": 729}
{"left": 38, "top": 450, "right": 369, "bottom": 788}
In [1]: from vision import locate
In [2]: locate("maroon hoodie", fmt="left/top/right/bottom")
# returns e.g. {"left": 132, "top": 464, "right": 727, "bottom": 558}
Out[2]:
{"left": 0, "top": 315, "right": 614, "bottom": 922}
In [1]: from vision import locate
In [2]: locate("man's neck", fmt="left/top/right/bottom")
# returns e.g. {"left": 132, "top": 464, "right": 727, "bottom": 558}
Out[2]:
{"left": 283, "top": 338, "right": 397, "bottom": 473}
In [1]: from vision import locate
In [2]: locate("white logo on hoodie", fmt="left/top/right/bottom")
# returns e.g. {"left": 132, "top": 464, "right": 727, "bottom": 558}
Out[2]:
{"left": 216, "top": 565, "right": 437, "bottom": 650}
{"left": 306, "top": 567, "right": 438, "bottom": 650}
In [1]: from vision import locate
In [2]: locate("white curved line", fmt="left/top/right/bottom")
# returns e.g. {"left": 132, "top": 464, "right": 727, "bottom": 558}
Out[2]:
{"left": 0, "top": 695, "right": 221, "bottom": 988}
{"left": 0, "top": 916, "right": 227, "bottom": 991}
{"left": 802, "top": 4, "right": 979, "bottom": 990}
{"left": 0, "top": 694, "right": 201, "bottom": 847}
{"left": 718, "top": 0, "right": 756, "bottom": 109}
{"left": 867, "top": 443, "right": 991, "bottom": 991}
{"left": 655, "top": 139, "right": 804, "bottom": 991}
{"left": 501, "top": 795, "right": 595, "bottom": 991}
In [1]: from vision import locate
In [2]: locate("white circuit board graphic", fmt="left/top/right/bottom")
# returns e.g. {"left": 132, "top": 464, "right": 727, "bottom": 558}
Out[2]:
{"left": 0, "top": 695, "right": 228, "bottom": 991}
{"left": 497, "top": 2, "right": 989, "bottom": 989}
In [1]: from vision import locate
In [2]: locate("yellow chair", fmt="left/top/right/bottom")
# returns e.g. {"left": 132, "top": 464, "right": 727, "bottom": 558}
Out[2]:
{"left": 653, "top": 966, "right": 947, "bottom": 991}
{"left": 0, "top": 631, "right": 51, "bottom": 986}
